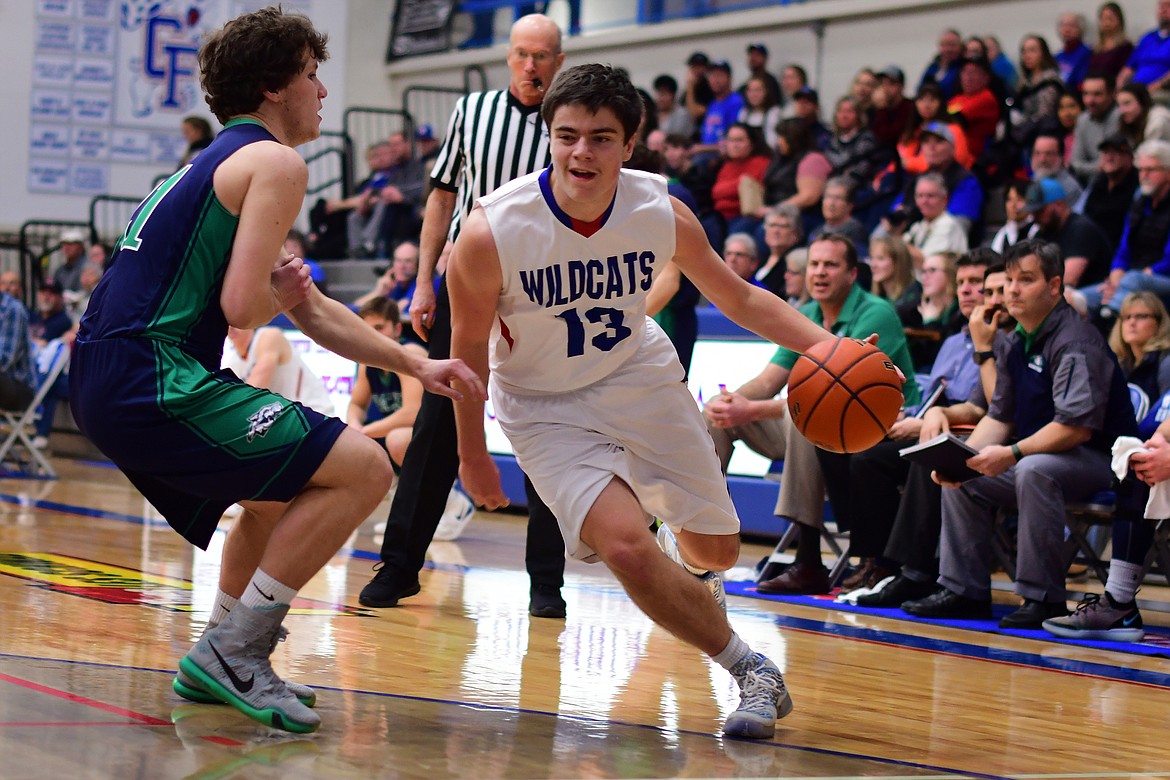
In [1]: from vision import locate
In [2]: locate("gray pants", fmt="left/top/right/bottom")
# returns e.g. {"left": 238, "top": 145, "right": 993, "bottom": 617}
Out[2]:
{"left": 707, "top": 412, "right": 824, "bottom": 527}
{"left": 939, "top": 446, "right": 1112, "bottom": 602}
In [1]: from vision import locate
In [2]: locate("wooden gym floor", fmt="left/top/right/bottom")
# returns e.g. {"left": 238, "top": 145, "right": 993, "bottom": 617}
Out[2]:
{"left": 1, "top": 458, "right": 1168, "bottom": 779}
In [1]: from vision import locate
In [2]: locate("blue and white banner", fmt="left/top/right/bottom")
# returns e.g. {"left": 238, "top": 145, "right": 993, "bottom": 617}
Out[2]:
{"left": 29, "top": 0, "right": 308, "bottom": 194}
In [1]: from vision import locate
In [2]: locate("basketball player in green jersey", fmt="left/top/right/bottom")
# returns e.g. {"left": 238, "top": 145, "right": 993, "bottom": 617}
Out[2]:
{"left": 70, "top": 8, "right": 483, "bottom": 733}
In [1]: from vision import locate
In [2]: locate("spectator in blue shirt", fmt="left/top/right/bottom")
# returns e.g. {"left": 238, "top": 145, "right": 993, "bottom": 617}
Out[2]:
{"left": 0, "top": 288, "right": 36, "bottom": 411}
{"left": 1118, "top": 0, "right": 1170, "bottom": 98}
{"left": 1082, "top": 138, "right": 1170, "bottom": 316}
{"left": 1056, "top": 12, "right": 1093, "bottom": 91}
{"left": 694, "top": 60, "right": 745, "bottom": 158}
{"left": 919, "top": 28, "right": 964, "bottom": 99}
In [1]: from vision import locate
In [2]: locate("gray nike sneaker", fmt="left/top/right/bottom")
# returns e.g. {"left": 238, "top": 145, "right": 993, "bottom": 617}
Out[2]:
{"left": 723, "top": 652, "right": 793, "bottom": 740}
{"left": 173, "top": 625, "right": 316, "bottom": 707}
{"left": 178, "top": 604, "right": 320, "bottom": 733}
{"left": 656, "top": 524, "right": 727, "bottom": 611}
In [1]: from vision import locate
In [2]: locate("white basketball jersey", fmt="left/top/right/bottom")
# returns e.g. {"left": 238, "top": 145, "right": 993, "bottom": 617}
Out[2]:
{"left": 223, "top": 328, "right": 334, "bottom": 415}
{"left": 480, "top": 167, "right": 677, "bottom": 394}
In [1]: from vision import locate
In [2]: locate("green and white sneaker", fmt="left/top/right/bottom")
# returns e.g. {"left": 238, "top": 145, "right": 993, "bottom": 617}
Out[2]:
{"left": 724, "top": 652, "right": 793, "bottom": 739}
{"left": 173, "top": 625, "right": 316, "bottom": 707}
{"left": 1042, "top": 591, "right": 1145, "bottom": 642}
{"left": 178, "top": 604, "right": 320, "bottom": 733}
{"left": 656, "top": 523, "right": 727, "bottom": 611}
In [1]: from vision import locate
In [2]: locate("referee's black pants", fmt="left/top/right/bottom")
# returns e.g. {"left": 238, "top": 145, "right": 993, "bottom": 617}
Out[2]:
{"left": 375, "top": 278, "right": 566, "bottom": 592}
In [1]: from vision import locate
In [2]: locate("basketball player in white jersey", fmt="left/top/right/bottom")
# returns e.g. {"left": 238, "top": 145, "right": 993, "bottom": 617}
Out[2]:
{"left": 446, "top": 63, "right": 836, "bottom": 739}
{"left": 224, "top": 325, "right": 334, "bottom": 415}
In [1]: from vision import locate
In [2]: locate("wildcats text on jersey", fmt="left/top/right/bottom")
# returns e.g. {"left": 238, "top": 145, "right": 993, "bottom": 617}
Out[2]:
{"left": 518, "top": 251, "right": 656, "bottom": 307}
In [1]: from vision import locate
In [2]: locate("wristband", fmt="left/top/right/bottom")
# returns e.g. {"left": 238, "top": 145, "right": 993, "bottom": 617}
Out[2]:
{"left": 1011, "top": 443, "right": 1023, "bottom": 462}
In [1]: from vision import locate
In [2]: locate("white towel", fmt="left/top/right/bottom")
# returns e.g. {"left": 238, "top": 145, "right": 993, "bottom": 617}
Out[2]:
{"left": 1110, "top": 436, "right": 1170, "bottom": 519}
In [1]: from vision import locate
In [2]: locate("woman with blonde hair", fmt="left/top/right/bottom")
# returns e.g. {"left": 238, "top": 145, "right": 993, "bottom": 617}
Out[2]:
{"left": 868, "top": 234, "right": 919, "bottom": 325}
{"left": 1109, "top": 292, "right": 1170, "bottom": 403}
{"left": 907, "top": 251, "right": 961, "bottom": 370}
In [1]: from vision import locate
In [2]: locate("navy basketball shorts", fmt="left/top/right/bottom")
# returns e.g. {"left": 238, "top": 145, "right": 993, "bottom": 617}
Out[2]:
{"left": 70, "top": 338, "right": 346, "bottom": 549}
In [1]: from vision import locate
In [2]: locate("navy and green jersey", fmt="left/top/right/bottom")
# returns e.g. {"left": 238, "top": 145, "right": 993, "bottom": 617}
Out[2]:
{"left": 77, "top": 119, "right": 278, "bottom": 372}
{"left": 363, "top": 365, "right": 404, "bottom": 424}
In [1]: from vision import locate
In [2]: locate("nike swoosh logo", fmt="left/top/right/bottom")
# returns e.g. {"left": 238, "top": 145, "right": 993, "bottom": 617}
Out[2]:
{"left": 209, "top": 642, "right": 254, "bottom": 693}
{"left": 252, "top": 583, "right": 275, "bottom": 602}
{"left": 1122, "top": 613, "right": 1139, "bottom": 627}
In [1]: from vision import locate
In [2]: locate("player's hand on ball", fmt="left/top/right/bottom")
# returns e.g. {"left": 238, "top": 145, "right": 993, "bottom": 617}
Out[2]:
{"left": 460, "top": 454, "right": 509, "bottom": 510}
{"left": 863, "top": 333, "right": 907, "bottom": 385}
{"left": 415, "top": 358, "right": 487, "bottom": 402}
{"left": 271, "top": 255, "right": 312, "bottom": 311}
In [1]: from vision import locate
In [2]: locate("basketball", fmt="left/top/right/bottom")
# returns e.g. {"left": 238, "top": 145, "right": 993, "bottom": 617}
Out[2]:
{"left": 786, "top": 337, "right": 903, "bottom": 454}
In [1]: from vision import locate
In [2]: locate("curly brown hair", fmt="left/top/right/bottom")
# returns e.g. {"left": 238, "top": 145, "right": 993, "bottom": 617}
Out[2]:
{"left": 198, "top": 6, "right": 329, "bottom": 123}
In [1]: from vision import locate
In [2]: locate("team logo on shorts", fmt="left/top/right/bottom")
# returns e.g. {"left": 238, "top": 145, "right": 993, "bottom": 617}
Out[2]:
{"left": 246, "top": 402, "right": 284, "bottom": 442}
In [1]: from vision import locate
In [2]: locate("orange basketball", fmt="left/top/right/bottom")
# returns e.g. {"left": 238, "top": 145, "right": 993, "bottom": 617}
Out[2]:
{"left": 786, "top": 337, "right": 903, "bottom": 454}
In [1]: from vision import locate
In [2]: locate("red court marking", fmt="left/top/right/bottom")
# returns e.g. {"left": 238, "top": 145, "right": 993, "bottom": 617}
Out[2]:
{"left": 0, "top": 721, "right": 163, "bottom": 727}
{"left": 202, "top": 735, "right": 243, "bottom": 746}
{"left": 0, "top": 671, "right": 170, "bottom": 726}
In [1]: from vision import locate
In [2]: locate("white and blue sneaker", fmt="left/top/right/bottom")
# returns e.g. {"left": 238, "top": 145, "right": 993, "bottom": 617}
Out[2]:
{"left": 433, "top": 486, "right": 476, "bottom": 542}
{"left": 724, "top": 652, "right": 792, "bottom": 739}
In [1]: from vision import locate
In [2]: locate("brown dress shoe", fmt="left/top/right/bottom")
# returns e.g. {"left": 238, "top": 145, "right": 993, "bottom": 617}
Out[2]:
{"left": 840, "top": 558, "right": 897, "bottom": 592}
{"left": 757, "top": 562, "right": 831, "bottom": 595}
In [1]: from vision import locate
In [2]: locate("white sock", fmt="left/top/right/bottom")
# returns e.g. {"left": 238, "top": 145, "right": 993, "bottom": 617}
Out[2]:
{"left": 712, "top": 632, "right": 752, "bottom": 671}
{"left": 1105, "top": 560, "right": 1143, "bottom": 604}
{"left": 239, "top": 569, "right": 298, "bottom": 610}
{"left": 208, "top": 590, "right": 239, "bottom": 627}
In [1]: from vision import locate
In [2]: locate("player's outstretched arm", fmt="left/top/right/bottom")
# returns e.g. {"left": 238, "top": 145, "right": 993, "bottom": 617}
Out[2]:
{"left": 448, "top": 207, "right": 509, "bottom": 510}
{"left": 287, "top": 288, "right": 484, "bottom": 403}
{"left": 667, "top": 197, "right": 831, "bottom": 353}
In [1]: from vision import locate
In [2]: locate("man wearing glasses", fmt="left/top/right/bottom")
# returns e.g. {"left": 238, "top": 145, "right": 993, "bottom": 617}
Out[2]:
{"left": 1082, "top": 139, "right": 1170, "bottom": 318}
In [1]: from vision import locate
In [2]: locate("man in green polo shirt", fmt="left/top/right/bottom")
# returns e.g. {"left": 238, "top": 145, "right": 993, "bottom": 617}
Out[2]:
{"left": 705, "top": 233, "right": 919, "bottom": 594}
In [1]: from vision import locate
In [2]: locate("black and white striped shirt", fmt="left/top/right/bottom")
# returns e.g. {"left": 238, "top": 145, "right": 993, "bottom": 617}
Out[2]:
{"left": 429, "top": 89, "right": 550, "bottom": 243}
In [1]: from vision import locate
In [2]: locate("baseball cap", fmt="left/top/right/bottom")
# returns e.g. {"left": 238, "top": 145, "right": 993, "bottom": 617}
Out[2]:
{"left": 878, "top": 65, "right": 905, "bottom": 83}
{"left": 415, "top": 124, "right": 435, "bottom": 141}
{"left": 747, "top": 42, "right": 768, "bottom": 56}
{"left": 686, "top": 51, "right": 709, "bottom": 67}
{"left": 709, "top": 59, "right": 732, "bottom": 74}
{"left": 920, "top": 121, "right": 955, "bottom": 145}
{"left": 40, "top": 280, "right": 63, "bottom": 295}
{"left": 1098, "top": 133, "right": 1132, "bottom": 153}
{"left": 60, "top": 229, "right": 86, "bottom": 244}
{"left": 1023, "top": 178, "right": 1067, "bottom": 213}
{"left": 793, "top": 86, "right": 819, "bottom": 103}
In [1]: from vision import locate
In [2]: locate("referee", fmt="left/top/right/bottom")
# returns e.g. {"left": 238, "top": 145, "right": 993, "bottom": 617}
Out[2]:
{"left": 360, "top": 14, "right": 569, "bottom": 617}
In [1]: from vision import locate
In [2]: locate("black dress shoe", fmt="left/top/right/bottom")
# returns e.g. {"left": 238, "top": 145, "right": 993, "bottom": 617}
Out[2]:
{"left": 998, "top": 598, "right": 1068, "bottom": 629}
{"left": 757, "top": 562, "right": 831, "bottom": 595}
{"left": 856, "top": 574, "right": 940, "bottom": 607}
{"left": 529, "top": 584, "right": 567, "bottom": 619}
{"left": 902, "top": 588, "right": 992, "bottom": 619}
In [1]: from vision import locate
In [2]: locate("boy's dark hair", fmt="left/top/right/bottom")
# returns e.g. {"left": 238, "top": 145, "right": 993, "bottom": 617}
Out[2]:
{"left": 198, "top": 7, "right": 329, "bottom": 124}
{"left": 358, "top": 297, "right": 401, "bottom": 324}
{"left": 541, "top": 64, "right": 644, "bottom": 142}
{"left": 984, "top": 259, "right": 1006, "bottom": 279}
{"left": 652, "top": 74, "right": 679, "bottom": 95}
{"left": 1004, "top": 239, "right": 1063, "bottom": 282}
{"left": 624, "top": 144, "right": 665, "bottom": 174}
{"left": 958, "top": 246, "right": 1000, "bottom": 270}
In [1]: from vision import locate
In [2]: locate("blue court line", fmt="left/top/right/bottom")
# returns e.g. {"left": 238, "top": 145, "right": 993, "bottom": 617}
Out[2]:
{"left": 0, "top": 651, "right": 1009, "bottom": 779}
{"left": 770, "top": 614, "right": 1170, "bottom": 689}
{"left": 5, "top": 489, "right": 1169, "bottom": 692}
